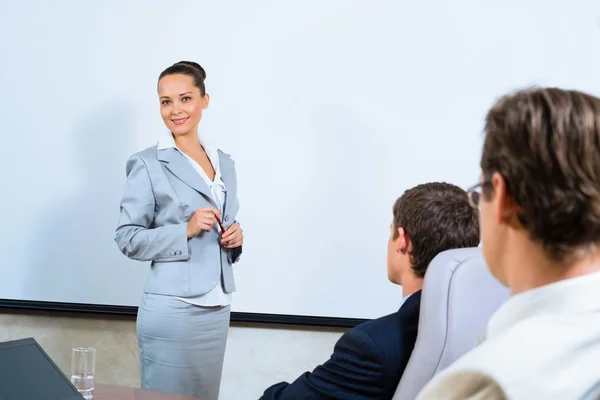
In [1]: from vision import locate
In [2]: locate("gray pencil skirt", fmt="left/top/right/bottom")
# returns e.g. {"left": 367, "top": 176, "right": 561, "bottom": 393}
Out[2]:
{"left": 137, "top": 293, "right": 231, "bottom": 400}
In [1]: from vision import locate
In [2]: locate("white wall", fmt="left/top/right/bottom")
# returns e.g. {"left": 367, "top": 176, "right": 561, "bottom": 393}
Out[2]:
{"left": 224, "top": 324, "right": 344, "bottom": 398}
{"left": 4, "top": 0, "right": 600, "bottom": 320}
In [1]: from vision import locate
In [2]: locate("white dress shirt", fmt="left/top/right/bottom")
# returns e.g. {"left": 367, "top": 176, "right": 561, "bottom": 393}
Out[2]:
{"left": 158, "top": 132, "right": 232, "bottom": 307}
{"left": 417, "top": 270, "right": 600, "bottom": 400}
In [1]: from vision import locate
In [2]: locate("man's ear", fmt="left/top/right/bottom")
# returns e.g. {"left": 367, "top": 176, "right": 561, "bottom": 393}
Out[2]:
{"left": 397, "top": 227, "right": 408, "bottom": 254}
{"left": 491, "top": 172, "right": 521, "bottom": 225}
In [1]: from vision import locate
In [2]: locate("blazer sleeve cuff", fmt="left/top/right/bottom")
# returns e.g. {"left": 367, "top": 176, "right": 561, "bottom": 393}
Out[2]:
{"left": 154, "top": 223, "right": 190, "bottom": 261}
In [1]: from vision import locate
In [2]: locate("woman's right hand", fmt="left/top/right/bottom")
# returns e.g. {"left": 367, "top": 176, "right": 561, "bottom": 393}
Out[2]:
{"left": 187, "top": 207, "right": 221, "bottom": 238}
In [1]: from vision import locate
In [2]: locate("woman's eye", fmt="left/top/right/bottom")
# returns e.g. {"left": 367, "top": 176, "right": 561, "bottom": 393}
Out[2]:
{"left": 161, "top": 100, "right": 170, "bottom": 105}
{"left": 182, "top": 97, "right": 191, "bottom": 102}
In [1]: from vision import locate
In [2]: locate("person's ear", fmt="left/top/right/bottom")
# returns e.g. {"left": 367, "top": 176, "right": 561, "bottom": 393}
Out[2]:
{"left": 202, "top": 93, "right": 210, "bottom": 109}
{"left": 397, "top": 227, "right": 408, "bottom": 253}
{"left": 491, "top": 172, "right": 521, "bottom": 225}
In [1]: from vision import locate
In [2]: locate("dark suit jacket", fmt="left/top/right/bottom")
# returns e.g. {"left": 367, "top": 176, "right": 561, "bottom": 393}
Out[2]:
{"left": 260, "top": 291, "right": 422, "bottom": 400}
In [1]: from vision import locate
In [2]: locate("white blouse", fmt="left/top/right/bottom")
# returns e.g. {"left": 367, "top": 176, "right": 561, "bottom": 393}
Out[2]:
{"left": 157, "top": 132, "right": 232, "bottom": 307}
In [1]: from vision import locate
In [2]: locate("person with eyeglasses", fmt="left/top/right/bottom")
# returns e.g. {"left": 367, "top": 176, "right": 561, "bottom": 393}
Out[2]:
{"left": 417, "top": 87, "right": 600, "bottom": 399}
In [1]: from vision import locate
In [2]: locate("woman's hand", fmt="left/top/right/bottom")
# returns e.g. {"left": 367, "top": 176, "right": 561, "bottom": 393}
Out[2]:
{"left": 221, "top": 223, "right": 243, "bottom": 248}
{"left": 187, "top": 207, "right": 221, "bottom": 238}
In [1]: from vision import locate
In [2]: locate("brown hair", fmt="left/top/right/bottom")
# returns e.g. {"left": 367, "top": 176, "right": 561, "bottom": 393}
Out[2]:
{"left": 393, "top": 182, "right": 480, "bottom": 278}
{"left": 158, "top": 61, "right": 207, "bottom": 95}
{"left": 481, "top": 87, "right": 600, "bottom": 261}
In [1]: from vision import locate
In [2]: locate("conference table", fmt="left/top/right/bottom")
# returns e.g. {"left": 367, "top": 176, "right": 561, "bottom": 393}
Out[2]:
{"left": 94, "top": 383, "right": 201, "bottom": 399}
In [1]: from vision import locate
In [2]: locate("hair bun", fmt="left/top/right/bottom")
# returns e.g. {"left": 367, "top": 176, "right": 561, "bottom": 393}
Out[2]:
{"left": 175, "top": 61, "right": 206, "bottom": 82}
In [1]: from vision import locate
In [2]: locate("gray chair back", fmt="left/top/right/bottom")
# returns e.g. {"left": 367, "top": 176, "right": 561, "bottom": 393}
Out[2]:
{"left": 392, "top": 247, "right": 510, "bottom": 399}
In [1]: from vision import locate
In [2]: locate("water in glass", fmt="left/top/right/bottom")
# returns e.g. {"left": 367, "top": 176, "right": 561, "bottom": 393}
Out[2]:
{"left": 71, "top": 347, "right": 95, "bottom": 400}
{"left": 71, "top": 373, "right": 94, "bottom": 400}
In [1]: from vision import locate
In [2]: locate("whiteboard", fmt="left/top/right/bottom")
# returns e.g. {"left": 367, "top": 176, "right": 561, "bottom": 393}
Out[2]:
{"left": 1, "top": 0, "right": 599, "bottom": 319}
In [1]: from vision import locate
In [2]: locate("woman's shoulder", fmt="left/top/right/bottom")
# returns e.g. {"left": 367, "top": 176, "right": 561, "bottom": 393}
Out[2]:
{"left": 127, "top": 144, "right": 160, "bottom": 163}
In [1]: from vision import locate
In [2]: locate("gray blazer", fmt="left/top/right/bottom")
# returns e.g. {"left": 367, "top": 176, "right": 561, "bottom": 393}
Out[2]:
{"left": 115, "top": 145, "right": 240, "bottom": 297}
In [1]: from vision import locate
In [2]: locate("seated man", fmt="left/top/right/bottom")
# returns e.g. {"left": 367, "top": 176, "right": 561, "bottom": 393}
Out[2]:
{"left": 417, "top": 88, "right": 600, "bottom": 399}
{"left": 261, "top": 182, "right": 480, "bottom": 399}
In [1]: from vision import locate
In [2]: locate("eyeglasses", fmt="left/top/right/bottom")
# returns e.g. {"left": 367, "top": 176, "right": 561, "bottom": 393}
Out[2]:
{"left": 467, "top": 180, "right": 492, "bottom": 208}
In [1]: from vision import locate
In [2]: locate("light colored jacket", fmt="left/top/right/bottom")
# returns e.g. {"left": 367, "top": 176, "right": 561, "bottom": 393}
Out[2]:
{"left": 115, "top": 145, "right": 240, "bottom": 297}
{"left": 417, "top": 271, "right": 600, "bottom": 400}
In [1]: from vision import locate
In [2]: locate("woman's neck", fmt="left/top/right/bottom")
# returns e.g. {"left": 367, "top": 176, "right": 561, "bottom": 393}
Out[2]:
{"left": 173, "top": 130, "right": 202, "bottom": 153}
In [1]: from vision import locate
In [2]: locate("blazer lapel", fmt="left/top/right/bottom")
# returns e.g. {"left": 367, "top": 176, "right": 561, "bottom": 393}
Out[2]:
{"left": 218, "top": 151, "right": 236, "bottom": 219}
{"left": 157, "top": 147, "right": 216, "bottom": 206}
{"left": 218, "top": 152, "right": 235, "bottom": 194}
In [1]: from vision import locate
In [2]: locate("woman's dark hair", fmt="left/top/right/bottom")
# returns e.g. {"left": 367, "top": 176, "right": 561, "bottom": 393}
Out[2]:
{"left": 158, "top": 61, "right": 207, "bottom": 95}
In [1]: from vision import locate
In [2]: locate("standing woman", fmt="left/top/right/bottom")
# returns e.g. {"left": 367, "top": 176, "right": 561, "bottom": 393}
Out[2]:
{"left": 115, "top": 61, "right": 243, "bottom": 399}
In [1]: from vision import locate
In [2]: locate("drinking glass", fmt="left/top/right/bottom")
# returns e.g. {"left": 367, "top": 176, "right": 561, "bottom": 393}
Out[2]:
{"left": 71, "top": 347, "right": 95, "bottom": 400}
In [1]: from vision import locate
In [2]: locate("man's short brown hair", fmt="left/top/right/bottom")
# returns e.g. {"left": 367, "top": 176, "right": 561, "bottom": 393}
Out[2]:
{"left": 481, "top": 87, "right": 600, "bottom": 262}
{"left": 393, "top": 182, "right": 480, "bottom": 278}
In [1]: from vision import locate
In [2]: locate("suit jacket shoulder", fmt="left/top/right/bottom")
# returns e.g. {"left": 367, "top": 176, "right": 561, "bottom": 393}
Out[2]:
{"left": 261, "top": 291, "right": 421, "bottom": 399}
{"left": 353, "top": 291, "right": 421, "bottom": 388}
{"left": 128, "top": 144, "right": 158, "bottom": 161}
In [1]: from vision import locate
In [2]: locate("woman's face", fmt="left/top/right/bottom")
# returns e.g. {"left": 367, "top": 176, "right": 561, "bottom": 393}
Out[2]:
{"left": 158, "top": 74, "right": 209, "bottom": 137}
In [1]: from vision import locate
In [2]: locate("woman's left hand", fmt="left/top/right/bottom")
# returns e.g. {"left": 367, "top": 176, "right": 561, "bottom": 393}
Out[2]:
{"left": 221, "top": 223, "right": 243, "bottom": 248}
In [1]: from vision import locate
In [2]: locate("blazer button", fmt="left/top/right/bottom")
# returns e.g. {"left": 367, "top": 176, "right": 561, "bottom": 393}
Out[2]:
{"left": 169, "top": 250, "right": 175, "bottom": 256}
{"left": 224, "top": 215, "right": 229, "bottom": 222}
{"left": 176, "top": 250, "right": 181, "bottom": 255}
